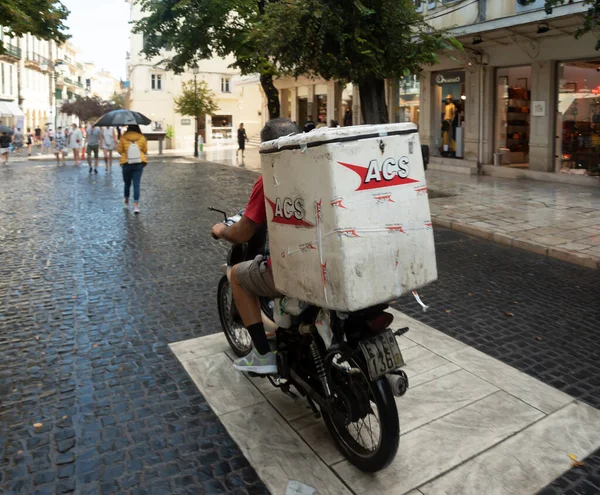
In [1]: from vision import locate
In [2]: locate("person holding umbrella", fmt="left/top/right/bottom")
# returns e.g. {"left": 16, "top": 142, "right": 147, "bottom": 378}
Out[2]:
{"left": 94, "top": 109, "right": 152, "bottom": 213}
{"left": 117, "top": 125, "right": 148, "bottom": 214}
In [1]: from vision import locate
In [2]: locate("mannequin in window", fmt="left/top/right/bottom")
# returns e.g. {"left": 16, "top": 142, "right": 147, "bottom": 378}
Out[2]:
{"left": 442, "top": 94, "right": 457, "bottom": 153}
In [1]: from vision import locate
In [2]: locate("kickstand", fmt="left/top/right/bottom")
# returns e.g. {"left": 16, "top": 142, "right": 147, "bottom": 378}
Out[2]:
{"left": 306, "top": 396, "right": 321, "bottom": 419}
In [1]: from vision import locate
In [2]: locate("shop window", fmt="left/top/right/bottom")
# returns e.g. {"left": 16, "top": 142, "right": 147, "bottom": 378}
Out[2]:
{"left": 495, "top": 66, "right": 531, "bottom": 167}
{"left": 151, "top": 73, "right": 162, "bottom": 91}
{"left": 433, "top": 71, "right": 465, "bottom": 158}
{"left": 211, "top": 115, "right": 233, "bottom": 140}
{"left": 397, "top": 75, "right": 420, "bottom": 124}
{"left": 413, "top": 0, "right": 423, "bottom": 12}
{"left": 556, "top": 61, "right": 600, "bottom": 176}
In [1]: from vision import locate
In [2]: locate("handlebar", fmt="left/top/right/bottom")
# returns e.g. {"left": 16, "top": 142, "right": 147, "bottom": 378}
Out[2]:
{"left": 209, "top": 207, "right": 244, "bottom": 239}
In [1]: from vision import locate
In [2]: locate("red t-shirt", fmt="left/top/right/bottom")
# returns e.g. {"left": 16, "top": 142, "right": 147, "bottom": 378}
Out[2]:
{"left": 244, "top": 175, "right": 271, "bottom": 266}
{"left": 244, "top": 176, "right": 266, "bottom": 225}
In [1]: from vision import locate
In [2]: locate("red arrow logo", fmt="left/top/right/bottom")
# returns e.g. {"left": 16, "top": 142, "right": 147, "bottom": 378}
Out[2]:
{"left": 339, "top": 160, "right": 419, "bottom": 191}
{"left": 266, "top": 197, "right": 314, "bottom": 228}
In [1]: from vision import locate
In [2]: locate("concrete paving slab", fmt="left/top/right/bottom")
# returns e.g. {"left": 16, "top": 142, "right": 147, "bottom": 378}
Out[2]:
{"left": 171, "top": 308, "right": 596, "bottom": 495}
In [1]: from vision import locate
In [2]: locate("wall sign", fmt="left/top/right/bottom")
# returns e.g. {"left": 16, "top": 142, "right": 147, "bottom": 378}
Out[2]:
{"left": 532, "top": 101, "right": 546, "bottom": 117}
{"left": 435, "top": 72, "right": 464, "bottom": 85}
{"left": 181, "top": 118, "right": 191, "bottom": 125}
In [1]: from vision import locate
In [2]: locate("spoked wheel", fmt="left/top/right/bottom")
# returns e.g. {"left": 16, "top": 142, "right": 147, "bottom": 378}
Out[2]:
{"left": 322, "top": 355, "right": 399, "bottom": 472}
{"left": 217, "top": 275, "right": 252, "bottom": 357}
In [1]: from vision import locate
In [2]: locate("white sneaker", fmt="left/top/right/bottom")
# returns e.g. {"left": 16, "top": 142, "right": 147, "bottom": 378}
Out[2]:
{"left": 233, "top": 349, "right": 277, "bottom": 375}
{"left": 134, "top": 205, "right": 140, "bottom": 214}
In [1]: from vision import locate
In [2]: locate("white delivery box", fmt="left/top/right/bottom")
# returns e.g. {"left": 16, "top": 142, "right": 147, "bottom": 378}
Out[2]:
{"left": 260, "top": 123, "right": 437, "bottom": 312}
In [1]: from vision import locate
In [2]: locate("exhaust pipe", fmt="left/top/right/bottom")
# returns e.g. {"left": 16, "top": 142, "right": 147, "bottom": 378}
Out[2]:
{"left": 386, "top": 370, "right": 409, "bottom": 397}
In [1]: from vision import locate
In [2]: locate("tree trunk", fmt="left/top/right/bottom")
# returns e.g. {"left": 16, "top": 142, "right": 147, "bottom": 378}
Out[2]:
{"left": 358, "top": 75, "right": 389, "bottom": 124}
{"left": 260, "top": 72, "right": 280, "bottom": 120}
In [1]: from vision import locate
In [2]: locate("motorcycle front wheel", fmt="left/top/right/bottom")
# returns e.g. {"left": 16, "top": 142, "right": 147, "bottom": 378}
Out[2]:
{"left": 217, "top": 275, "right": 252, "bottom": 357}
{"left": 322, "top": 355, "right": 400, "bottom": 472}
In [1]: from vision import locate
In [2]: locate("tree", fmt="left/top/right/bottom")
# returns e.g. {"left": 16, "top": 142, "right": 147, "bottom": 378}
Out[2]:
{"left": 173, "top": 79, "right": 219, "bottom": 156}
{"left": 60, "top": 96, "right": 121, "bottom": 123}
{"left": 0, "top": 0, "right": 69, "bottom": 53}
{"left": 133, "top": 0, "right": 282, "bottom": 119}
{"left": 254, "top": 0, "right": 458, "bottom": 124}
{"left": 111, "top": 92, "right": 126, "bottom": 109}
{"left": 540, "top": 0, "right": 600, "bottom": 49}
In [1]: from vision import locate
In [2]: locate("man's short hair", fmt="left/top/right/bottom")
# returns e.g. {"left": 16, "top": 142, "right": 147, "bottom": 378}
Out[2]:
{"left": 260, "top": 118, "right": 299, "bottom": 143}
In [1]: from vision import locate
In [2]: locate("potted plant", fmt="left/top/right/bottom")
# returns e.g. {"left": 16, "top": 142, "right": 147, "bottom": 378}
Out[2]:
{"left": 165, "top": 125, "right": 175, "bottom": 149}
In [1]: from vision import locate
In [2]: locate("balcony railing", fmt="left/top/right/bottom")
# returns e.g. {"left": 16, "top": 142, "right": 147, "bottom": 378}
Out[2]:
{"left": 27, "top": 52, "right": 51, "bottom": 68}
{"left": 2, "top": 43, "right": 22, "bottom": 59}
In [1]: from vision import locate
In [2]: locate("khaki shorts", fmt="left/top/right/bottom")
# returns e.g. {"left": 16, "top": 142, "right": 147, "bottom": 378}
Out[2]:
{"left": 87, "top": 144, "right": 99, "bottom": 158}
{"left": 235, "top": 255, "right": 282, "bottom": 298}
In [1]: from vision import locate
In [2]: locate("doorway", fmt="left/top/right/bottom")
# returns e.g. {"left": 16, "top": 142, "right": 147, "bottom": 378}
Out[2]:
{"left": 432, "top": 71, "right": 465, "bottom": 158}
{"left": 495, "top": 66, "right": 532, "bottom": 167}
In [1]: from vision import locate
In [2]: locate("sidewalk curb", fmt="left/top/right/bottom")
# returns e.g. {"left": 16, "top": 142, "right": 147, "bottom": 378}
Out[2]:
{"left": 432, "top": 218, "right": 600, "bottom": 269}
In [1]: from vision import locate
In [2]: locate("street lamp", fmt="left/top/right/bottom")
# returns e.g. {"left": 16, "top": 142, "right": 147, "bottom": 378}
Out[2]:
{"left": 192, "top": 64, "right": 200, "bottom": 158}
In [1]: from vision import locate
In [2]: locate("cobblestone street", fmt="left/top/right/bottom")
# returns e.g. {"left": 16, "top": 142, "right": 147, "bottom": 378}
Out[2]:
{"left": 1, "top": 159, "right": 599, "bottom": 494}
{"left": 0, "top": 160, "right": 269, "bottom": 494}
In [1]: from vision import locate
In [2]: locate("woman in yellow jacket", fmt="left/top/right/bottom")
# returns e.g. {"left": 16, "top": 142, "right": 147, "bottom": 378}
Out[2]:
{"left": 117, "top": 125, "right": 148, "bottom": 214}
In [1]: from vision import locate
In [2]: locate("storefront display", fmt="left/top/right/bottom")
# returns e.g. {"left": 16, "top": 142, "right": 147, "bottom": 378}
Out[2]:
{"left": 557, "top": 61, "right": 600, "bottom": 176}
{"left": 433, "top": 71, "right": 465, "bottom": 158}
{"left": 495, "top": 66, "right": 532, "bottom": 167}
{"left": 397, "top": 75, "right": 420, "bottom": 124}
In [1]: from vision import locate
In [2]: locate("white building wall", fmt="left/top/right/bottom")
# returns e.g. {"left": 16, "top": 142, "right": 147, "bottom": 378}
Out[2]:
{"left": 127, "top": 0, "right": 264, "bottom": 149}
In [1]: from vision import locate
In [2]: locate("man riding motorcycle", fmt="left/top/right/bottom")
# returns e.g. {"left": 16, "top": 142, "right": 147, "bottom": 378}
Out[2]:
{"left": 211, "top": 118, "right": 300, "bottom": 375}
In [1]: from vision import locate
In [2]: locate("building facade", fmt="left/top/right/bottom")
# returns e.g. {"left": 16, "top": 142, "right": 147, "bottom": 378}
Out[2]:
{"left": 127, "top": 0, "right": 266, "bottom": 149}
{"left": 0, "top": 28, "right": 122, "bottom": 133}
{"left": 407, "top": 0, "right": 598, "bottom": 181}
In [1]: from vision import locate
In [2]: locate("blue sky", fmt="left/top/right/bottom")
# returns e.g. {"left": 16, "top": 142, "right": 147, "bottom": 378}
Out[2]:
{"left": 61, "top": 0, "right": 131, "bottom": 79}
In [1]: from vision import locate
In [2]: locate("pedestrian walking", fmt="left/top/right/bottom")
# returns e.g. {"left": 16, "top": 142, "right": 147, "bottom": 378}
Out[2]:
{"left": 53, "top": 127, "right": 67, "bottom": 165}
{"left": 343, "top": 108, "right": 353, "bottom": 127}
{"left": 80, "top": 124, "right": 87, "bottom": 160}
{"left": 26, "top": 128, "right": 34, "bottom": 156}
{"left": 41, "top": 128, "right": 52, "bottom": 155}
{"left": 236, "top": 123, "right": 248, "bottom": 158}
{"left": 117, "top": 125, "right": 148, "bottom": 214}
{"left": 303, "top": 115, "right": 316, "bottom": 133}
{"left": 101, "top": 127, "right": 116, "bottom": 172}
{"left": 12, "top": 128, "right": 24, "bottom": 156}
{"left": 0, "top": 132, "right": 11, "bottom": 164}
{"left": 85, "top": 124, "right": 102, "bottom": 174}
{"left": 34, "top": 125, "right": 42, "bottom": 145}
{"left": 68, "top": 123, "right": 82, "bottom": 165}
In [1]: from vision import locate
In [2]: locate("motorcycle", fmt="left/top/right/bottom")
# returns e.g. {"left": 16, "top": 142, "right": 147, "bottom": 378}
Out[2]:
{"left": 211, "top": 207, "right": 409, "bottom": 473}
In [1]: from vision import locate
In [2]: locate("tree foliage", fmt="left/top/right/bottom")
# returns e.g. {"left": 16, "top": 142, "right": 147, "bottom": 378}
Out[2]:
{"left": 133, "top": 0, "right": 282, "bottom": 118}
{"left": 61, "top": 96, "right": 122, "bottom": 123}
{"left": 254, "top": 0, "right": 458, "bottom": 123}
{"left": 173, "top": 80, "right": 219, "bottom": 118}
{"left": 0, "top": 0, "right": 69, "bottom": 53}
{"left": 541, "top": 0, "right": 600, "bottom": 50}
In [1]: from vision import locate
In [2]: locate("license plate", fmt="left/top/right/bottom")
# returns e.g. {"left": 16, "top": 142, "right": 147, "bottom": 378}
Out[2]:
{"left": 359, "top": 330, "right": 405, "bottom": 381}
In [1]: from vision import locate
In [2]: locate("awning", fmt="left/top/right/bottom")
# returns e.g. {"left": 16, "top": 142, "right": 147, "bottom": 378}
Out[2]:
{"left": 0, "top": 101, "right": 25, "bottom": 118}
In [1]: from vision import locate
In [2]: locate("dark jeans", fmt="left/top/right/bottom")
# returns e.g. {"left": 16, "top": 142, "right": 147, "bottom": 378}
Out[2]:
{"left": 122, "top": 163, "right": 144, "bottom": 202}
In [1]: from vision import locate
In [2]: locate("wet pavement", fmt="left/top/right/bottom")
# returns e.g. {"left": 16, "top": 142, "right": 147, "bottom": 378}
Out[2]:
{"left": 0, "top": 159, "right": 268, "bottom": 494}
{"left": 1, "top": 158, "right": 599, "bottom": 494}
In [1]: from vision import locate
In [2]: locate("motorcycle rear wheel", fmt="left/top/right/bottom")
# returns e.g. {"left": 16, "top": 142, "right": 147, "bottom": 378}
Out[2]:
{"left": 217, "top": 275, "right": 252, "bottom": 357}
{"left": 322, "top": 356, "right": 400, "bottom": 472}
